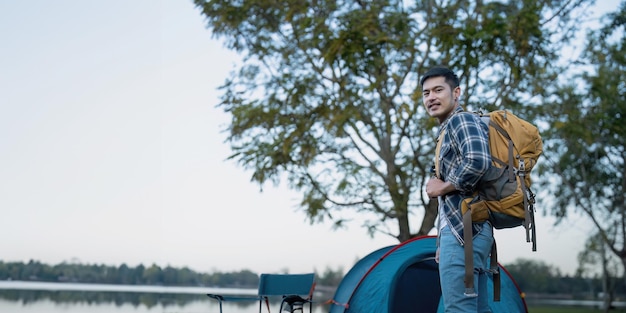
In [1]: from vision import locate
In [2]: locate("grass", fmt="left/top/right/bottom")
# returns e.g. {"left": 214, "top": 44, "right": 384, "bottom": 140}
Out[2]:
{"left": 529, "top": 306, "right": 626, "bottom": 313}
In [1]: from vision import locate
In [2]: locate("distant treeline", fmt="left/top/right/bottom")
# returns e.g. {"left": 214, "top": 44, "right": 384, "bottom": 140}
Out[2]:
{"left": 0, "top": 259, "right": 622, "bottom": 298}
{"left": 503, "top": 259, "right": 625, "bottom": 300}
{"left": 0, "top": 260, "right": 343, "bottom": 289}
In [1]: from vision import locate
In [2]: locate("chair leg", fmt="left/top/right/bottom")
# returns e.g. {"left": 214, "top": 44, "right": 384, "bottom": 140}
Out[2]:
{"left": 218, "top": 300, "right": 222, "bottom": 313}
{"left": 262, "top": 297, "right": 271, "bottom": 313}
{"left": 208, "top": 296, "right": 223, "bottom": 313}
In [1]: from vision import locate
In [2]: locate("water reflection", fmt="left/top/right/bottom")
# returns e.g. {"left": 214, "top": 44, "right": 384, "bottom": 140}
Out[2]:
{"left": 0, "top": 284, "right": 331, "bottom": 313}
{"left": 0, "top": 289, "right": 204, "bottom": 308}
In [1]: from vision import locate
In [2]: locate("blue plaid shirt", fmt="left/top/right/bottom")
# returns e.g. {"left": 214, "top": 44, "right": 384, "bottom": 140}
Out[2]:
{"left": 437, "top": 106, "right": 491, "bottom": 244}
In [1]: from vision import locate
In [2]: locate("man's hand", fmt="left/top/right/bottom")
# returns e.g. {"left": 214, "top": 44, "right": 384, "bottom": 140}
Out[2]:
{"left": 426, "top": 177, "right": 456, "bottom": 198}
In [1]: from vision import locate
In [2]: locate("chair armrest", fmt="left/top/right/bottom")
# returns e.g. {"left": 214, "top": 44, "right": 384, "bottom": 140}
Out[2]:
{"left": 207, "top": 294, "right": 261, "bottom": 302}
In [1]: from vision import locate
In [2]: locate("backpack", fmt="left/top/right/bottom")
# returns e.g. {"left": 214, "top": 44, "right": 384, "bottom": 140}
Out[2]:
{"left": 435, "top": 109, "right": 543, "bottom": 301}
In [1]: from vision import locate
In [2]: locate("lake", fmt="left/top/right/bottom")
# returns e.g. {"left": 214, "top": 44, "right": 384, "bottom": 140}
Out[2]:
{"left": 2, "top": 281, "right": 624, "bottom": 312}
{"left": 0, "top": 281, "right": 329, "bottom": 313}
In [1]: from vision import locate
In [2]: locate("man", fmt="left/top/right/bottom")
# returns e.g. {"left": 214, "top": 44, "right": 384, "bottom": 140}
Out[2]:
{"left": 422, "top": 66, "right": 494, "bottom": 312}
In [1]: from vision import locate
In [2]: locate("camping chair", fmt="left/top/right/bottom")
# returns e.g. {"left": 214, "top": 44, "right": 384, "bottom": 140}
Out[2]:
{"left": 207, "top": 273, "right": 316, "bottom": 313}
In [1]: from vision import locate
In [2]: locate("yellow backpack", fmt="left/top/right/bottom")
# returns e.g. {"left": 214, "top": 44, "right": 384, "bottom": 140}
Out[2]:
{"left": 465, "top": 110, "right": 543, "bottom": 242}
{"left": 435, "top": 110, "right": 543, "bottom": 300}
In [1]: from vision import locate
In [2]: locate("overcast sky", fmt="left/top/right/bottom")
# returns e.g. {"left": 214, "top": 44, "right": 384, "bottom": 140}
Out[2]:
{"left": 0, "top": 1, "right": 615, "bottom": 276}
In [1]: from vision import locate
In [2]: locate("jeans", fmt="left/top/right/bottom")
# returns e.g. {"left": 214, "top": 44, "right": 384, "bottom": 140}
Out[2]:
{"left": 439, "top": 223, "right": 493, "bottom": 313}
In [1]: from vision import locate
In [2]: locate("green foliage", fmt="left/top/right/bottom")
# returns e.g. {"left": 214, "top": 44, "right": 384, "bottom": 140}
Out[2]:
{"left": 505, "top": 258, "right": 564, "bottom": 293}
{"left": 528, "top": 307, "right": 624, "bottom": 313}
{"left": 536, "top": 1, "right": 626, "bottom": 288}
{"left": 0, "top": 260, "right": 343, "bottom": 289}
{"left": 195, "top": 0, "right": 594, "bottom": 242}
{"left": 502, "top": 258, "right": 624, "bottom": 297}
{"left": 0, "top": 260, "right": 257, "bottom": 288}
{"left": 316, "top": 265, "right": 344, "bottom": 287}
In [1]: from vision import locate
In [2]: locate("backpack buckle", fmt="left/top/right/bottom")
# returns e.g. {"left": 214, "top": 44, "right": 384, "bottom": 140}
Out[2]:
{"left": 517, "top": 157, "right": 526, "bottom": 174}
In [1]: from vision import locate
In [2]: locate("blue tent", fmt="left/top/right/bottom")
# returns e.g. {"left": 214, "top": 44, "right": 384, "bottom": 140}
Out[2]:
{"left": 329, "top": 236, "right": 527, "bottom": 313}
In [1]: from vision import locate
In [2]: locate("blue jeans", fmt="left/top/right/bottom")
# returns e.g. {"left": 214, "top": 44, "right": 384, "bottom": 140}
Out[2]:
{"left": 439, "top": 223, "right": 493, "bottom": 313}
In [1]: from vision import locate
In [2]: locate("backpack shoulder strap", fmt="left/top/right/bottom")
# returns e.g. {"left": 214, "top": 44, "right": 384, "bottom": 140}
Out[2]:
{"left": 434, "top": 128, "right": 446, "bottom": 179}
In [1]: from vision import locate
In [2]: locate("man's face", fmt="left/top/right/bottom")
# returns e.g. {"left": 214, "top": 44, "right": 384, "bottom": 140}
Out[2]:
{"left": 422, "top": 76, "right": 460, "bottom": 123}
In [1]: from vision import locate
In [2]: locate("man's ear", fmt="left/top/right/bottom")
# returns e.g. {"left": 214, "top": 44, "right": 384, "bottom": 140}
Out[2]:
{"left": 454, "top": 86, "right": 461, "bottom": 100}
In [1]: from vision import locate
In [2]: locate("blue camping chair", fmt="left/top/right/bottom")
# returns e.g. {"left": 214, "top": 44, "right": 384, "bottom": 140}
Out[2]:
{"left": 207, "top": 273, "right": 316, "bottom": 313}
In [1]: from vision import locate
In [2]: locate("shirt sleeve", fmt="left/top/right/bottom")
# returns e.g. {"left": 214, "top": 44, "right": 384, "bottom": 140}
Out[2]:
{"left": 446, "top": 112, "right": 491, "bottom": 193}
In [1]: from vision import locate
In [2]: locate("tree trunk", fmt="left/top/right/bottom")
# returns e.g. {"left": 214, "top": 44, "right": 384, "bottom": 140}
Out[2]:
{"left": 601, "top": 249, "right": 612, "bottom": 313}
{"left": 416, "top": 199, "right": 438, "bottom": 236}
{"left": 397, "top": 207, "right": 411, "bottom": 242}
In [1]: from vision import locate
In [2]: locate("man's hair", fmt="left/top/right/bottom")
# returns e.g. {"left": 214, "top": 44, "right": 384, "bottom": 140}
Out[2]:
{"left": 420, "top": 66, "right": 459, "bottom": 88}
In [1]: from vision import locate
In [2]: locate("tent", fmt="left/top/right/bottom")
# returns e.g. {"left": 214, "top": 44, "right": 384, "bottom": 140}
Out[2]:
{"left": 328, "top": 236, "right": 527, "bottom": 313}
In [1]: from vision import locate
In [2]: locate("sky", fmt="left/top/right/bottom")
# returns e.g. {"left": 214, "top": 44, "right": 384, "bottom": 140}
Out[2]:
{"left": 0, "top": 1, "right": 616, "bottom": 277}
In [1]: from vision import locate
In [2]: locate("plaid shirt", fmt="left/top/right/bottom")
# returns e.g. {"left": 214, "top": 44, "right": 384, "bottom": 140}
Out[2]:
{"left": 437, "top": 106, "right": 491, "bottom": 244}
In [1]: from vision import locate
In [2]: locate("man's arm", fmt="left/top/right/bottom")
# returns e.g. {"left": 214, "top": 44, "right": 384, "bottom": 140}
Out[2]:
{"left": 446, "top": 113, "right": 490, "bottom": 193}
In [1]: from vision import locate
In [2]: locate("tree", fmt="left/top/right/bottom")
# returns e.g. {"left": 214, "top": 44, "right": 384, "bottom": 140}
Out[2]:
{"left": 504, "top": 258, "right": 562, "bottom": 293}
{"left": 538, "top": 0, "right": 626, "bottom": 305}
{"left": 195, "top": 0, "right": 593, "bottom": 242}
{"left": 142, "top": 264, "right": 163, "bottom": 285}
{"left": 316, "top": 265, "right": 344, "bottom": 287}
{"left": 578, "top": 232, "right": 621, "bottom": 312}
